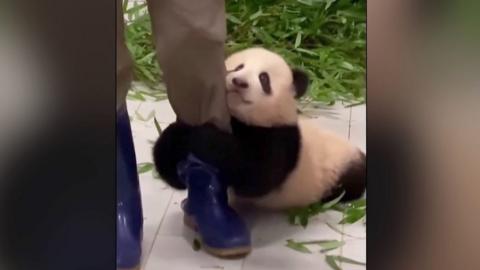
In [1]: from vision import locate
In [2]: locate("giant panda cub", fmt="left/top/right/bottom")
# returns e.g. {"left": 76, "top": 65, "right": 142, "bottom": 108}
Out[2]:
{"left": 225, "top": 47, "right": 366, "bottom": 210}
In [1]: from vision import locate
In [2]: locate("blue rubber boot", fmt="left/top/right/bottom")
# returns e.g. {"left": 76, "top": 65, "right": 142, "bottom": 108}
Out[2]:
{"left": 117, "top": 106, "right": 143, "bottom": 269}
{"left": 178, "top": 154, "right": 251, "bottom": 257}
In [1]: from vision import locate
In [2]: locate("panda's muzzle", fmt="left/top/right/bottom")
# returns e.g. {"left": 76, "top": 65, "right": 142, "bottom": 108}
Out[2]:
{"left": 232, "top": 77, "right": 249, "bottom": 88}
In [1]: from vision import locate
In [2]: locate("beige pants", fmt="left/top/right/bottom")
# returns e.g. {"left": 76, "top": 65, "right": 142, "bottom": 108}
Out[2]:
{"left": 117, "top": 0, "right": 230, "bottom": 131}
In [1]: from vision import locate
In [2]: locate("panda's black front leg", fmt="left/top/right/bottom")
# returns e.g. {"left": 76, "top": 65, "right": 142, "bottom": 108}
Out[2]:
{"left": 153, "top": 121, "right": 192, "bottom": 189}
{"left": 153, "top": 121, "right": 245, "bottom": 189}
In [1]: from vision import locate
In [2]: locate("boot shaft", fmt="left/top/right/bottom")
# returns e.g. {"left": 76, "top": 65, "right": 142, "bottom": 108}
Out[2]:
{"left": 178, "top": 154, "right": 229, "bottom": 213}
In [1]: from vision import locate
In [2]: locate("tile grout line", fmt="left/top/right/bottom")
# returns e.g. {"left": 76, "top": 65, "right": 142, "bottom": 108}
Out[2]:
{"left": 348, "top": 106, "right": 352, "bottom": 140}
{"left": 240, "top": 255, "right": 247, "bottom": 270}
{"left": 340, "top": 105, "right": 351, "bottom": 269}
{"left": 141, "top": 189, "right": 175, "bottom": 270}
{"left": 339, "top": 211, "right": 346, "bottom": 269}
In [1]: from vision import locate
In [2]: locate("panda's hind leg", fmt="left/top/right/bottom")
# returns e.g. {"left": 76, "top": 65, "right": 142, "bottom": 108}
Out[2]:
{"left": 322, "top": 152, "right": 366, "bottom": 203}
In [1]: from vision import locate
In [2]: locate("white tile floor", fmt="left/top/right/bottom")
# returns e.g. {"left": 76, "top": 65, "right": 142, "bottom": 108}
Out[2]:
{"left": 126, "top": 90, "right": 366, "bottom": 270}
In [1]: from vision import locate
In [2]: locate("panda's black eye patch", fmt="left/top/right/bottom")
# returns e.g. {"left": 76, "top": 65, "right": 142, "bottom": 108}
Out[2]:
{"left": 259, "top": 72, "right": 271, "bottom": 95}
{"left": 234, "top": 64, "right": 244, "bottom": 71}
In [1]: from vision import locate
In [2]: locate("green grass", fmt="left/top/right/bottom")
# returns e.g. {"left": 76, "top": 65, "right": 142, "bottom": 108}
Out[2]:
{"left": 123, "top": 0, "right": 365, "bottom": 105}
{"left": 123, "top": 1, "right": 161, "bottom": 90}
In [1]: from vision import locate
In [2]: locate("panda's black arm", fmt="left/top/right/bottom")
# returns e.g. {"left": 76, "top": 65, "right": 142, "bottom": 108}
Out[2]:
{"left": 153, "top": 122, "right": 191, "bottom": 189}
{"left": 153, "top": 121, "right": 245, "bottom": 189}
{"left": 229, "top": 117, "right": 301, "bottom": 197}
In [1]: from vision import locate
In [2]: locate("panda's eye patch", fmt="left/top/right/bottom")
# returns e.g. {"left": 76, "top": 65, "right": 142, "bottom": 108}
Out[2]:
{"left": 259, "top": 72, "right": 271, "bottom": 95}
{"left": 234, "top": 64, "right": 244, "bottom": 71}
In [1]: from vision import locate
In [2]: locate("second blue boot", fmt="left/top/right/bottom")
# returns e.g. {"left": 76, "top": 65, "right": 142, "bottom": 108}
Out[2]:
{"left": 177, "top": 154, "right": 251, "bottom": 257}
{"left": 117, "top": 106, "right": 143, "bottom": 269}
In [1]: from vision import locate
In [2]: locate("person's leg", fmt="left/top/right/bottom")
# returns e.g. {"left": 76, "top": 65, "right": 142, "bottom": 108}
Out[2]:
{"left": 117, "top": 0, "right": 133, "bottom": 111}
{"left": 146, "top": 0, "right": 230, "bottom": 131}
{"left": 116, "top": 0, "right": 143, "bottom": 268}
{"left": 147, "top": 0, "right": 250, "bottom": 257}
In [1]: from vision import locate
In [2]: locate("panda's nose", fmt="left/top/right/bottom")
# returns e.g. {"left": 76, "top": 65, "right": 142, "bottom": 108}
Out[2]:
{"left": 232, "top": 77, "right": 249, "bottom": 88}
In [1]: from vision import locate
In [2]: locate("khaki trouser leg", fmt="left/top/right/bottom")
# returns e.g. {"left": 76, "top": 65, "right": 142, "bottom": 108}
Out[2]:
{"left": 116, "top": 0, "right": 133, "bottom": 111}
{"left": 146, "top": 0, "right": 230, "bottom": 131}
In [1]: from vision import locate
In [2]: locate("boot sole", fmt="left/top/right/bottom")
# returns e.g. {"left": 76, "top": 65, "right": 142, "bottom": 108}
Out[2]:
{"left": 183, "top": 214, "right": 251, "bottom": 258}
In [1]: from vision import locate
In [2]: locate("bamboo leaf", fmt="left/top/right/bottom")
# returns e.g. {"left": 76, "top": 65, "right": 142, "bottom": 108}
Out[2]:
{"left": 226, "top": 14, "right": 242, "bottom": 24}
{"left": 295, "top": 48, "right": 319, "bottom": 56}
{"left": 294, "top": 32, "right": 302, "bottom": 48}
{"left": 324, "top": 0, "right": 337, "bottom": 11}
{"left": 326, "top": 222, "right": 365, "bottom": 239}
{"left": 318, "top": 240, "right": 345, "bottom": 252}
{"left": 322, "top": 190, "right": 346, "bottom": 209}
{"left": 340, "top": 61, "right": 354, "bottom": 70}
{"left": 296, "top": 239, "right": 345, "bottom": 253}
{"left": 286, "top": 240, "right": 312, "bottom": 253}
{"left": 127, "top": 91, "right": 146, "bottom": 101}
{"left": 297, "top": 0, "right": 313, "bottom": 6}
{"left": 124, "top": 3, "right": 147, "bottom": 17}
{"left": 298, "top": 239, "right": 337, "bottom": 245}
{"left": 249, "top": 8, "right": 263, "bottom": 20}
{"left": 331, "top": 255, "right": 366, "bottom": 266}
{"left": 339, "top": 208, "right": 365, "bottom": 224}
{"left": 325, "top": 255, "right": 342, "bottom": 270}
{"left": 300, "top": 214, "right": 309, "bottom": 228}
{"left": 154, "top": 117, "right": 162, "bottom": 136}
{"left": 137, "top": 162, "right": 154, "bottom": 174}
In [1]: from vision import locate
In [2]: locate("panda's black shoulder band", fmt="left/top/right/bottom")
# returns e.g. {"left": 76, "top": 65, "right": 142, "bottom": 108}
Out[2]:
{"left": 229, "top": 117, "right": 301, "bottom": 198}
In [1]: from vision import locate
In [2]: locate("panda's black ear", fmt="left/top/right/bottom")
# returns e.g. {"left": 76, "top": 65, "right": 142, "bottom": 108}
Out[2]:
{"left": 292, "top": 69, "right": 309, "bottom": 98}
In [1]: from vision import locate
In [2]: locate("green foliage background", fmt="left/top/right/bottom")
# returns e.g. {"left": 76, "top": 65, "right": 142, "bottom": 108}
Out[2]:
{"left": 123, "top": 0, "right": 365, "bottom": 105}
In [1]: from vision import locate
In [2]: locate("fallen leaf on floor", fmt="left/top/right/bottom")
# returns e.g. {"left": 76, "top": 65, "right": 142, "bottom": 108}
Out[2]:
{"left": 153, "top": 116, "right": 162, "bottom": 135}
{"left": 286, "top": 191, "right": 345, "bottom": 228}
{"left": 285, "top": 239, "right": 312, "bottom": 253}
{"left": 326, "top": 222, "right": 365, "bottom": 239}
{"left": 137, "top": 162, "right": 154, "bottom": 174}
{"left": 325, "top": 255, "right": 342, "bottom": 270}
{"left": 192, "top": 238, "right": 201, "bottom": 251}
{"left": 287, "top": 239, "right": 344, "bottom": 254}
{"left": 331, "top": 255, "right": 366, "bottom": 266}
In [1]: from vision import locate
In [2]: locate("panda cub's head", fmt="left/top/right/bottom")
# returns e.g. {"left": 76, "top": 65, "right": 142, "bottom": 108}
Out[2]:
{"left": 225, "top": 47, "right": 309, "bottom": 127}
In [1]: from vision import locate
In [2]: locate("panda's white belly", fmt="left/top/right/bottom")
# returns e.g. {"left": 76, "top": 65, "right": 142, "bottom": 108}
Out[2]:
{"left": 246, "top": 118, "right": 359, "bottom": 210}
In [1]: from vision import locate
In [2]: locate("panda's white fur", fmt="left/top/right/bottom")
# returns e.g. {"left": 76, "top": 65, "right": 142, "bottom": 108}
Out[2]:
{"left": 246, "top": 118, "right": 363, "bottom": 209}
{"left": 225, "top": 47, "right": 365, "bottom": 210}
{"left": 225, "top": 48, "right": 298, "bottom": 127}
